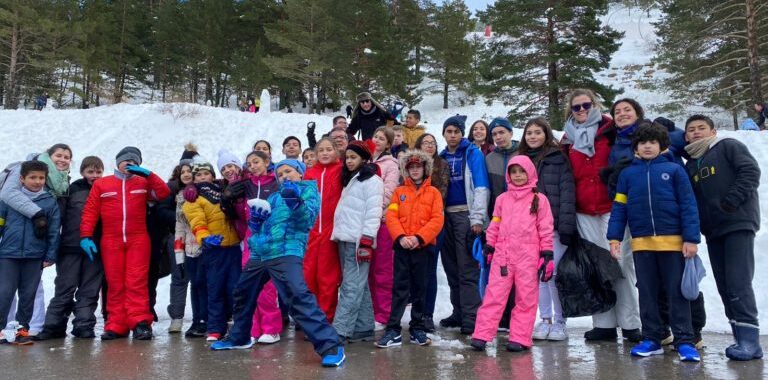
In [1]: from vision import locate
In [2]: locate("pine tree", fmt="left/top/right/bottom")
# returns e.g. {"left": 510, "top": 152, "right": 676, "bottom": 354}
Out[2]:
{"left": 477, "top": 0, "right": 622, "bottom": 127}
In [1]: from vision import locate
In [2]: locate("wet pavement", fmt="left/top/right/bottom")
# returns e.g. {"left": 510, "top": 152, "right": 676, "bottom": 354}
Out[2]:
{"left": 1, "top": 325, "right": 765, "bottom": 380}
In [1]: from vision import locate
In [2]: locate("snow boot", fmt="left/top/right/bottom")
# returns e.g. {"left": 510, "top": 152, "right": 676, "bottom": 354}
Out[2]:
{"left": 506, "top": 341, "right": 528, "bottom": 352}
{"left": 726, "top": 325, "right": 763, "bottom": 361}
{"left": 31, "top": 328, "right": 66, "bottom": 341}
{"left": 439, "top": 314, "right": 461, "bottom": 328}
{"left": 622, "top": 328, "right": 642, "bottom": 343}
{"left": 584, "top": 327, "right": 617, "bottom": 341}
{"left": 470, "top": 338, "right": 487, "bottom": 351}
{"left": 101, "top": 330, "right": 128, "bottom": 340}
{"left": 133, "top": 321, "right": 153, "bottom": 341}
{"left": 72, "top": 327, "right": 96, "bottom": 339}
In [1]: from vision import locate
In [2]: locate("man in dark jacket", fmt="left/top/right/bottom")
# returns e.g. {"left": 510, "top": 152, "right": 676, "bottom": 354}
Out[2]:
{"left": 347, "top": 92, "right": 394, "bottom": 140}
{"left": 755, "top": 103, "right": 767, "bottom": 128}
{"left": 683, "top": 114, "right": 762, "bottom": 361}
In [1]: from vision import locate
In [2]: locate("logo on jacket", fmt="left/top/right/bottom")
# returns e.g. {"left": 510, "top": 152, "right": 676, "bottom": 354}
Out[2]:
{"left": 661, "top": 173, "right": 670, "bottom": 181}
{"left": 400, "top": 195, "right": 406, "bottom": 202}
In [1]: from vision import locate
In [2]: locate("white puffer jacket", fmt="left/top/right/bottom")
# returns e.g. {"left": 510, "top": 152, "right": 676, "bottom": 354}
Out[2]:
{"left": 331, "top": 167, "right": 384, "bottom": 245}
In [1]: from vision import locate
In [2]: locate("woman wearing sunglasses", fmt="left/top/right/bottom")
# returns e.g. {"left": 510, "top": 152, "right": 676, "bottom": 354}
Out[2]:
{"left": 561, "top": 89, "right": 642, "bottom": 343}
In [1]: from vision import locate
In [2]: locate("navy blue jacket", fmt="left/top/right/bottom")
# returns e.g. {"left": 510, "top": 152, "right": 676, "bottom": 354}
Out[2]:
{"left": 607, "top": 155, "right": 700, "bottom": 250}
{"left": 0, "top": 191, "right": 61, "bottom": 262}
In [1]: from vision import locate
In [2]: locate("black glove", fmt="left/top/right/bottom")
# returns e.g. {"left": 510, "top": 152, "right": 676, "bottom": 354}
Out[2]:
{"left": 559, "top": 233, "right": 574, "bottom": 247}
{"left": 483, "top": 244, "right": 495, "bottom": 263}
{"left": 307, "top": 121, "right": 316, "bottom": 133}
{"left": 720, "top": 200, "right": 737, "bottom": 213}
{"left": 32, "top": 211, "right": 48, "bottom": 239}
{"left": 222, "top": 181, "right": 246, "bottom": 201}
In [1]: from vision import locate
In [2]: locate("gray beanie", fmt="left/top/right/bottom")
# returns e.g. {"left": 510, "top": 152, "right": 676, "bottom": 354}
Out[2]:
{"left": 116, "top": 146, "right": 142, "bottom": 165}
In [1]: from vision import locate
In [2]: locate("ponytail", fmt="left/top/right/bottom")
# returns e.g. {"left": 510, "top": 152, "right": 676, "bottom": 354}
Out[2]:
{"left": 530, "top": 188, "right": 539, "bottom": 215}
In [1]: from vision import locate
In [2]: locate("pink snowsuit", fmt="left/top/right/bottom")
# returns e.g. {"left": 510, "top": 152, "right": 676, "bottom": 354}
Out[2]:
{"left": 369, "top": 153, "right": 400, "bottom": 324}
{"left": 472, "top": 155, "right": 554, "bottom": 347}
{"left": 234, "top": 174, "right": 283, "bottom": 338}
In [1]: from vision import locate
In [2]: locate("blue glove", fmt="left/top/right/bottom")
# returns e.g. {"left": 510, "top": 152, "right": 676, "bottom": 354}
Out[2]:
{"left": 80, "top": 238, "right": 98, "bottom": 262}
{"left": 126, "top": 164, "right": 151, "bottom": 178}
{"left": 281, "top": 182, "right": 302, "bottom": 210}
{"left": 202, "top": 235, "right": 224, "bottom": 248}
{"left": 248, "top": 206, "right": 271, "bottom": 232}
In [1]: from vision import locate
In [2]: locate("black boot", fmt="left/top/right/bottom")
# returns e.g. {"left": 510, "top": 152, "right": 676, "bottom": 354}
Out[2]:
{"left": 470, "top": 338, "right": 486, "bottom": 351}
{"left": 726, "top": 325, "right": 763, "bottom": 361}
{"left": 506, "top": 341, "right": 528, "bottom": 352}
{"left": 584, "top": 327, "right": 617, "bottom": 341}
{"left": 133, "top": 321, "right": 153, "bottom": 341}
{"left": 439, "top": 314, "right": 461, "bottom": 328}
{"left": 622, "top": 328, "right": 642, "bottom": 343}
{"left": 72, "top": 327, "right": 96, "bottom": 339}
{"left": 424, "top": 316, "right": 435, "bottom": 333}
{"left": 101, "top": 330, "right": 128, "bottom": 341}
{"left": 31, "top": 328, "right": 66, "bottom": 341}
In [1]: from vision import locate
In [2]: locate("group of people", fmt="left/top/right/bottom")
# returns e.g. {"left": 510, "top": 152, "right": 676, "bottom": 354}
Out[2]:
{"left": 0, "top": 89, "right": 762, "bottom": 367}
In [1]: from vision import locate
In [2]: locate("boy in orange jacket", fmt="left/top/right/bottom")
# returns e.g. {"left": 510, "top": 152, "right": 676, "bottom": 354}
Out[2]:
{"left": 376, "top": 150, "right": 444, "bottom": 348}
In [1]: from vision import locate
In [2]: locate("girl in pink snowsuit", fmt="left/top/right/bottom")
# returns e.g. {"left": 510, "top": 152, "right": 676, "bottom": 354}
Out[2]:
{"left": 471, "top": 155, "right": 554, "bottom": 351}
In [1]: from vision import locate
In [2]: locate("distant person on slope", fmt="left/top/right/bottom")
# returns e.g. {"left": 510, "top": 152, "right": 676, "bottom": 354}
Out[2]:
{"left": 347, "top": 92, "right": 395, "bottom": 141}
{"left": 754, "top": 103, "right": 767, "bottom": 128}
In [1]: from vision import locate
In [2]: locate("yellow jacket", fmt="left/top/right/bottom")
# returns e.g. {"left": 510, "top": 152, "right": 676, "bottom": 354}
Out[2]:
{"left": 402, "top": 125, "right": 426, "bottom": 149}
{"left": 182, "top": 196, "right": 240, "bottom": 247}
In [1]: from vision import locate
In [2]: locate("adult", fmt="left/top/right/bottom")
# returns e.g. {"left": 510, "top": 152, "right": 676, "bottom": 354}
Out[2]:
{"left": 469, "top": 120, "right": 494, "bottom": 156}
{"left": 330, "top": 127, "right": 349, "bottom": 158}
{"left": 1, "top": 143, "right": 73, "bottom": 336}
{"left": 347, "top": 92, "right": 393, "bottom": 141}
{"left": 683, "top": 115, "right": 762, "bottom": 361}
{"left": 560, "top": 89, "right": 641, "bottom": 342}
{"left": 307, "top": 116, "right": 348, "bottom": 149}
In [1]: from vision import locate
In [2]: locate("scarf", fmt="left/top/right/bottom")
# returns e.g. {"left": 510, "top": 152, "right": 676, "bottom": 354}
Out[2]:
{"left": 21, "top": 186, "right": 45, "bottom": 200}
{"left": 564, "top": 108, "right": 602, "bottom": 157}
{"left": 195, "top": 182, "right": 222, "bottom": 204}
{"left": 684, "top": 135, "right": 718, "bottom": 159}
{"left": 36, "top": 153, "right": 70, "bottom": 197}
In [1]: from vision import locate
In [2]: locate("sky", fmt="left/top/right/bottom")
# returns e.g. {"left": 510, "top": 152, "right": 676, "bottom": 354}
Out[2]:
{"left": 445, "top": 0, "right": 495, "bottom": 14}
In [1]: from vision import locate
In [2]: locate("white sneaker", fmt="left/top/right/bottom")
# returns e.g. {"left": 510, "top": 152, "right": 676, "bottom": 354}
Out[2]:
{"left": 257, "top": 334, "right": 281, "bottom": 344}
{"left": 374, "top": 322, "right": 386, "bottom": 332}
{"left": 168, "top": 319, "right": 183, "bottom": 333}
{"left": 547, "top": 322, "right": 568, "bottom": 341}
{"left": 532, "top": 321, "right": 551, "bottom": 340}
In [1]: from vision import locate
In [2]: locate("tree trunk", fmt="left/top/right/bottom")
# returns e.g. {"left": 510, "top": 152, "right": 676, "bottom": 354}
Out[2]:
{"left": 4, "top": 14, "right": 20, "bottom": 109}
{"left": 114, "top": 0, "right": 129, "bottom": 103}
{"left": 546, "top": 12, "right": 560, "bottom": 126}
{"left": 745, "top": 0, "right": 763, "bottom": 106}
{"left": 443, "top": 67, "right": 449, "bottom": 109}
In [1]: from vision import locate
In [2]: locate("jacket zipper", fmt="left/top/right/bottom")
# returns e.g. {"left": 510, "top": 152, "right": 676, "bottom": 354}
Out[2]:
{"left": 646, "top": 162, "right": 656, "bottom": 235}
{"left": 122, "top": 177, "right": 127, "bottom": 243}
{"left": 319, "top": 167, "right": 325, "bottom": 233}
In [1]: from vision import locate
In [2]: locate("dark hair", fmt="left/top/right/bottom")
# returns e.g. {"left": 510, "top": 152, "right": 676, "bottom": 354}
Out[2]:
{"left": 302, "top": 148, "right": 314, "bottom": 155}
{"left": 47, "top": 143, "right": 72, "bottom": 158}
{"left": 282, "top": 136, "right": 301, "bottom": 149}
{"left": 407, "top": 109, "right": 421, "bottom": 120}
{"left": 517, "top": 117, "right": 560, "bottom": 163}
{"left": 333, "top": 116, "right": 347, "bottom": 125}
{"left": 610, "top": 98, "right": 645, "bottom": 123}
{"left": 530, "top": 188, "right": 540, "bottom": 214}
{"left": 246, "top": 150, "right": 271, "bottom": 164}
{"left": 632, "top": 122, "right": 670, "bottom": 152}
{"left": 470, "top": 120, "right": 493, "bottom": 145}
{"left": 80, "top": 156, "right": 104, "bottom": 173}
{"left": 21, "top": 160, "right": 48, "bottom": 177}
{"left": 415, "top": 133, "right": 438, "bottom": 160}
{"left": 253, "top": 140, "right": 272, "bottom": 152}
{"left": 685, "top": 114, "right": 715, "bottom": 130}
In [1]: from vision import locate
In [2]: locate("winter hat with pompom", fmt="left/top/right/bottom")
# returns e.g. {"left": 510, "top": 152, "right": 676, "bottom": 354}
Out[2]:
{"left": 180, "top": 142, "right": 199, "bottom": 166}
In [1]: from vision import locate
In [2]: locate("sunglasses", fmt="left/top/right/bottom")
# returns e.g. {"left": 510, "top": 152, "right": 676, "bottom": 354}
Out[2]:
{"left": 571, "top": 102, "right": 593, "bottom": 112}
{"left": 359, "top": 99, "right": 371, "bottom": 104}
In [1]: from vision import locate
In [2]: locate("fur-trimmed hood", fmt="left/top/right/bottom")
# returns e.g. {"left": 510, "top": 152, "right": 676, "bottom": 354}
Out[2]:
{"left": 398, "top": 149, "right": 434, "bottom": 179}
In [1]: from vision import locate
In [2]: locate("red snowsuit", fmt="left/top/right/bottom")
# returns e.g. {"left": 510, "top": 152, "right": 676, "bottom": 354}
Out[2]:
{"left": 472, "top": 156, "right": 553, "bottom": 347}
{"left": 303, "top": 160, "right": 343, "bottom": 321}
{"left": 81, "top": 171, "right": 170, "bottom": 334}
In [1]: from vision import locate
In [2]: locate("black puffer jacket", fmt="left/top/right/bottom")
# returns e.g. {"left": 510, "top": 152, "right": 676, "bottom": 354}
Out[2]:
{"left": 59, "top": 178, "right": 100, "bottom": 249}
{"left": 532, "top": 148, "right": 576, "bottom": 242}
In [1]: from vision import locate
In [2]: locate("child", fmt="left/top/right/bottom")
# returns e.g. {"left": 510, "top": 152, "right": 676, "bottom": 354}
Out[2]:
{"left": 402, "top": 109, "right": 426, "bottom": 149}
{"left": 607, "top": 123, "right": 701, "bottom": 361}
{"left": 80, "top": 147, "right": 170, "bottom": 340}
{"left": 211, "top": 159, "right": 345, "bottom": 367}
{"left": 217, "top": 149, "right": 243, "bottom": 185}
{"left": 471, "top": 155, "right": 554, "bottom": 352}
{"left": 331, "top": 140, "right": 383, "bottom": 342}
{"left": 182, "top": 160, "right": 241, "bottom": 341}
{"left": 303, "top": 138, "right": 343, "bottom": 321}
{"left": 302, "top": 148, "right": 317, "bottom": 169}
{"left": 35, "top": 157, "right": 104, "bottom": 341}
{"left": 282, "top": 136, "right": 302, "bottom": 160}
{"left": 390, "top": 125, "right": 409, "bottom": 158}
{"left": 377, "top": 150, "right": 444, "bottom": 348}
{"left": 0, "top": 161, "right": 61, "bottom": 345}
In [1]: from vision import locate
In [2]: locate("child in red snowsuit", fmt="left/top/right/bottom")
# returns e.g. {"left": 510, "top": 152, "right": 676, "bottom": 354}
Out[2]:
{"left": 471, "top": 155, "right": 554, "bottom": 352}
{"left": 80, "top": 147, "right": 170, "bottom": 340}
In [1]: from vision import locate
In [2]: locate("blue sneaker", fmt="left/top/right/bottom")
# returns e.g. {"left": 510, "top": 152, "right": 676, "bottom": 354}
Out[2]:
{"left": 210, "top": 337, "right": 255, "bottom": 350}
{"left": 631, "top": 340, "right": 664, "bottom": 357}
{"left": 321, "top": 346, "right": 345, "bottom": 367}
{"left": 409, "top": 329, "right": 431, "bottom": 346}
{"left": 375, "top": 330, "right": 402, "bottom": 348}
{"left": 678, "top": 343, "right": 701, "bottom": 362}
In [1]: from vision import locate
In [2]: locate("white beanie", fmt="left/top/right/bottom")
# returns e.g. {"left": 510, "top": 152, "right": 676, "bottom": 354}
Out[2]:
{"left": 217, "top": 149, "right": 242, "bottom": 172}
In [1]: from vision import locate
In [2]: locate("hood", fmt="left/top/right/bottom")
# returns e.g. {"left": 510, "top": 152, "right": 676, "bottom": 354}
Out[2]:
{"left": 441, "top": 138, "right": 472, "bottom": 157}
{"left": 406, "top": 124, "right": 426, "bottom": 132}
{"left": 505, "top": 155, "right": 538, "bottom": 192}
{"left": 248, "top": 173, "right": 276, "bottom": 186}
{"left": 374, "top": 152, "right": 398, "bottom": 166}
{"left": 398, "top": 149, "right": 434, "bottom": 179}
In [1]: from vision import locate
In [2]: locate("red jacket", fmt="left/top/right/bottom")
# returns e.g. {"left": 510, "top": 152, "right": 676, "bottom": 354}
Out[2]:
{"left": 564, "top": 115, "right": 615, "bottom": 216}
{"left": 304, "top": 160, "right": 342, "bottom": 235}
{"left": 81, "top": 172, "right": 171, "bottom": 240}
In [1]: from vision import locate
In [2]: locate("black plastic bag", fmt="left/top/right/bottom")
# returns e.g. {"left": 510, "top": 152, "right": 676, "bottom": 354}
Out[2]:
{"left": 556, "top": 237, "right": 621, "bottom": 318}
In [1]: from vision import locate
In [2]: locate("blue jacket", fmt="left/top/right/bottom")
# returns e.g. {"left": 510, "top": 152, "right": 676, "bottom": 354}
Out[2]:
{"left": 248, "top": 180, "right": 319, "bottom": 261}
{"left": 607, "top": 154, "right": 700, "bottom": 252}
{"left": 439, "top": 138, "right": 490, "bottom": 226}
{"left": 0, "top": 191, "right": 61, "bottom": 262}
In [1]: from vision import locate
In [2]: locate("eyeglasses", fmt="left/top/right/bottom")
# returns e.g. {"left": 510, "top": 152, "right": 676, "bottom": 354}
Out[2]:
{"left": 420, "top": 142, "right": 437, "bottom": 147}
{"left": 359, "top": 99, "right": 371, "bottom": 104}
{"left": 571, "top": 102, "right": 593, "bottom": 113}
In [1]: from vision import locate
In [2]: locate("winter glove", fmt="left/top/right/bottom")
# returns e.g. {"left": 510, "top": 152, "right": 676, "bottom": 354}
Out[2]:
{"left": 538, "top": 250, "right": 554, "bottom": 282}
{"left": 222, "top": 181, "right": 246, "bottom": 201}
{"left": 32, "top": 210, "right": 48, "bottom": 239}
{"left": 307, "top": 121, "right": 316, "bottom": 134}
{"left": 80, "top": 238, "right": 98, "bottom": 262}
{"left": 356, "top": 235, "right": 374, "bottom": 263}
{"left": 126, "top": 164, "right": 151, "bottom": 178}
{"left": 483, "top": 244, "right": 495, "bottom": 265}
{"left": 720, "top": 200, "right": 737, "bottom": 213}
{"left": 281, "top": 181, "right": 302, "bottom": 210}
{"left": 183, "top": 184, "right": 198, "bottom": 202}
{"left": 202, "top": 235, "right": 224, "bottom": 248}
{"left": 247, "top": 198, "right": 272, "bottom": 232}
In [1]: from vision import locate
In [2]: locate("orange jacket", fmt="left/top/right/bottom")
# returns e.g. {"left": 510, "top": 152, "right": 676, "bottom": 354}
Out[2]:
{"left": 385, "top": 176, "right": 444, "bottom": 247}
